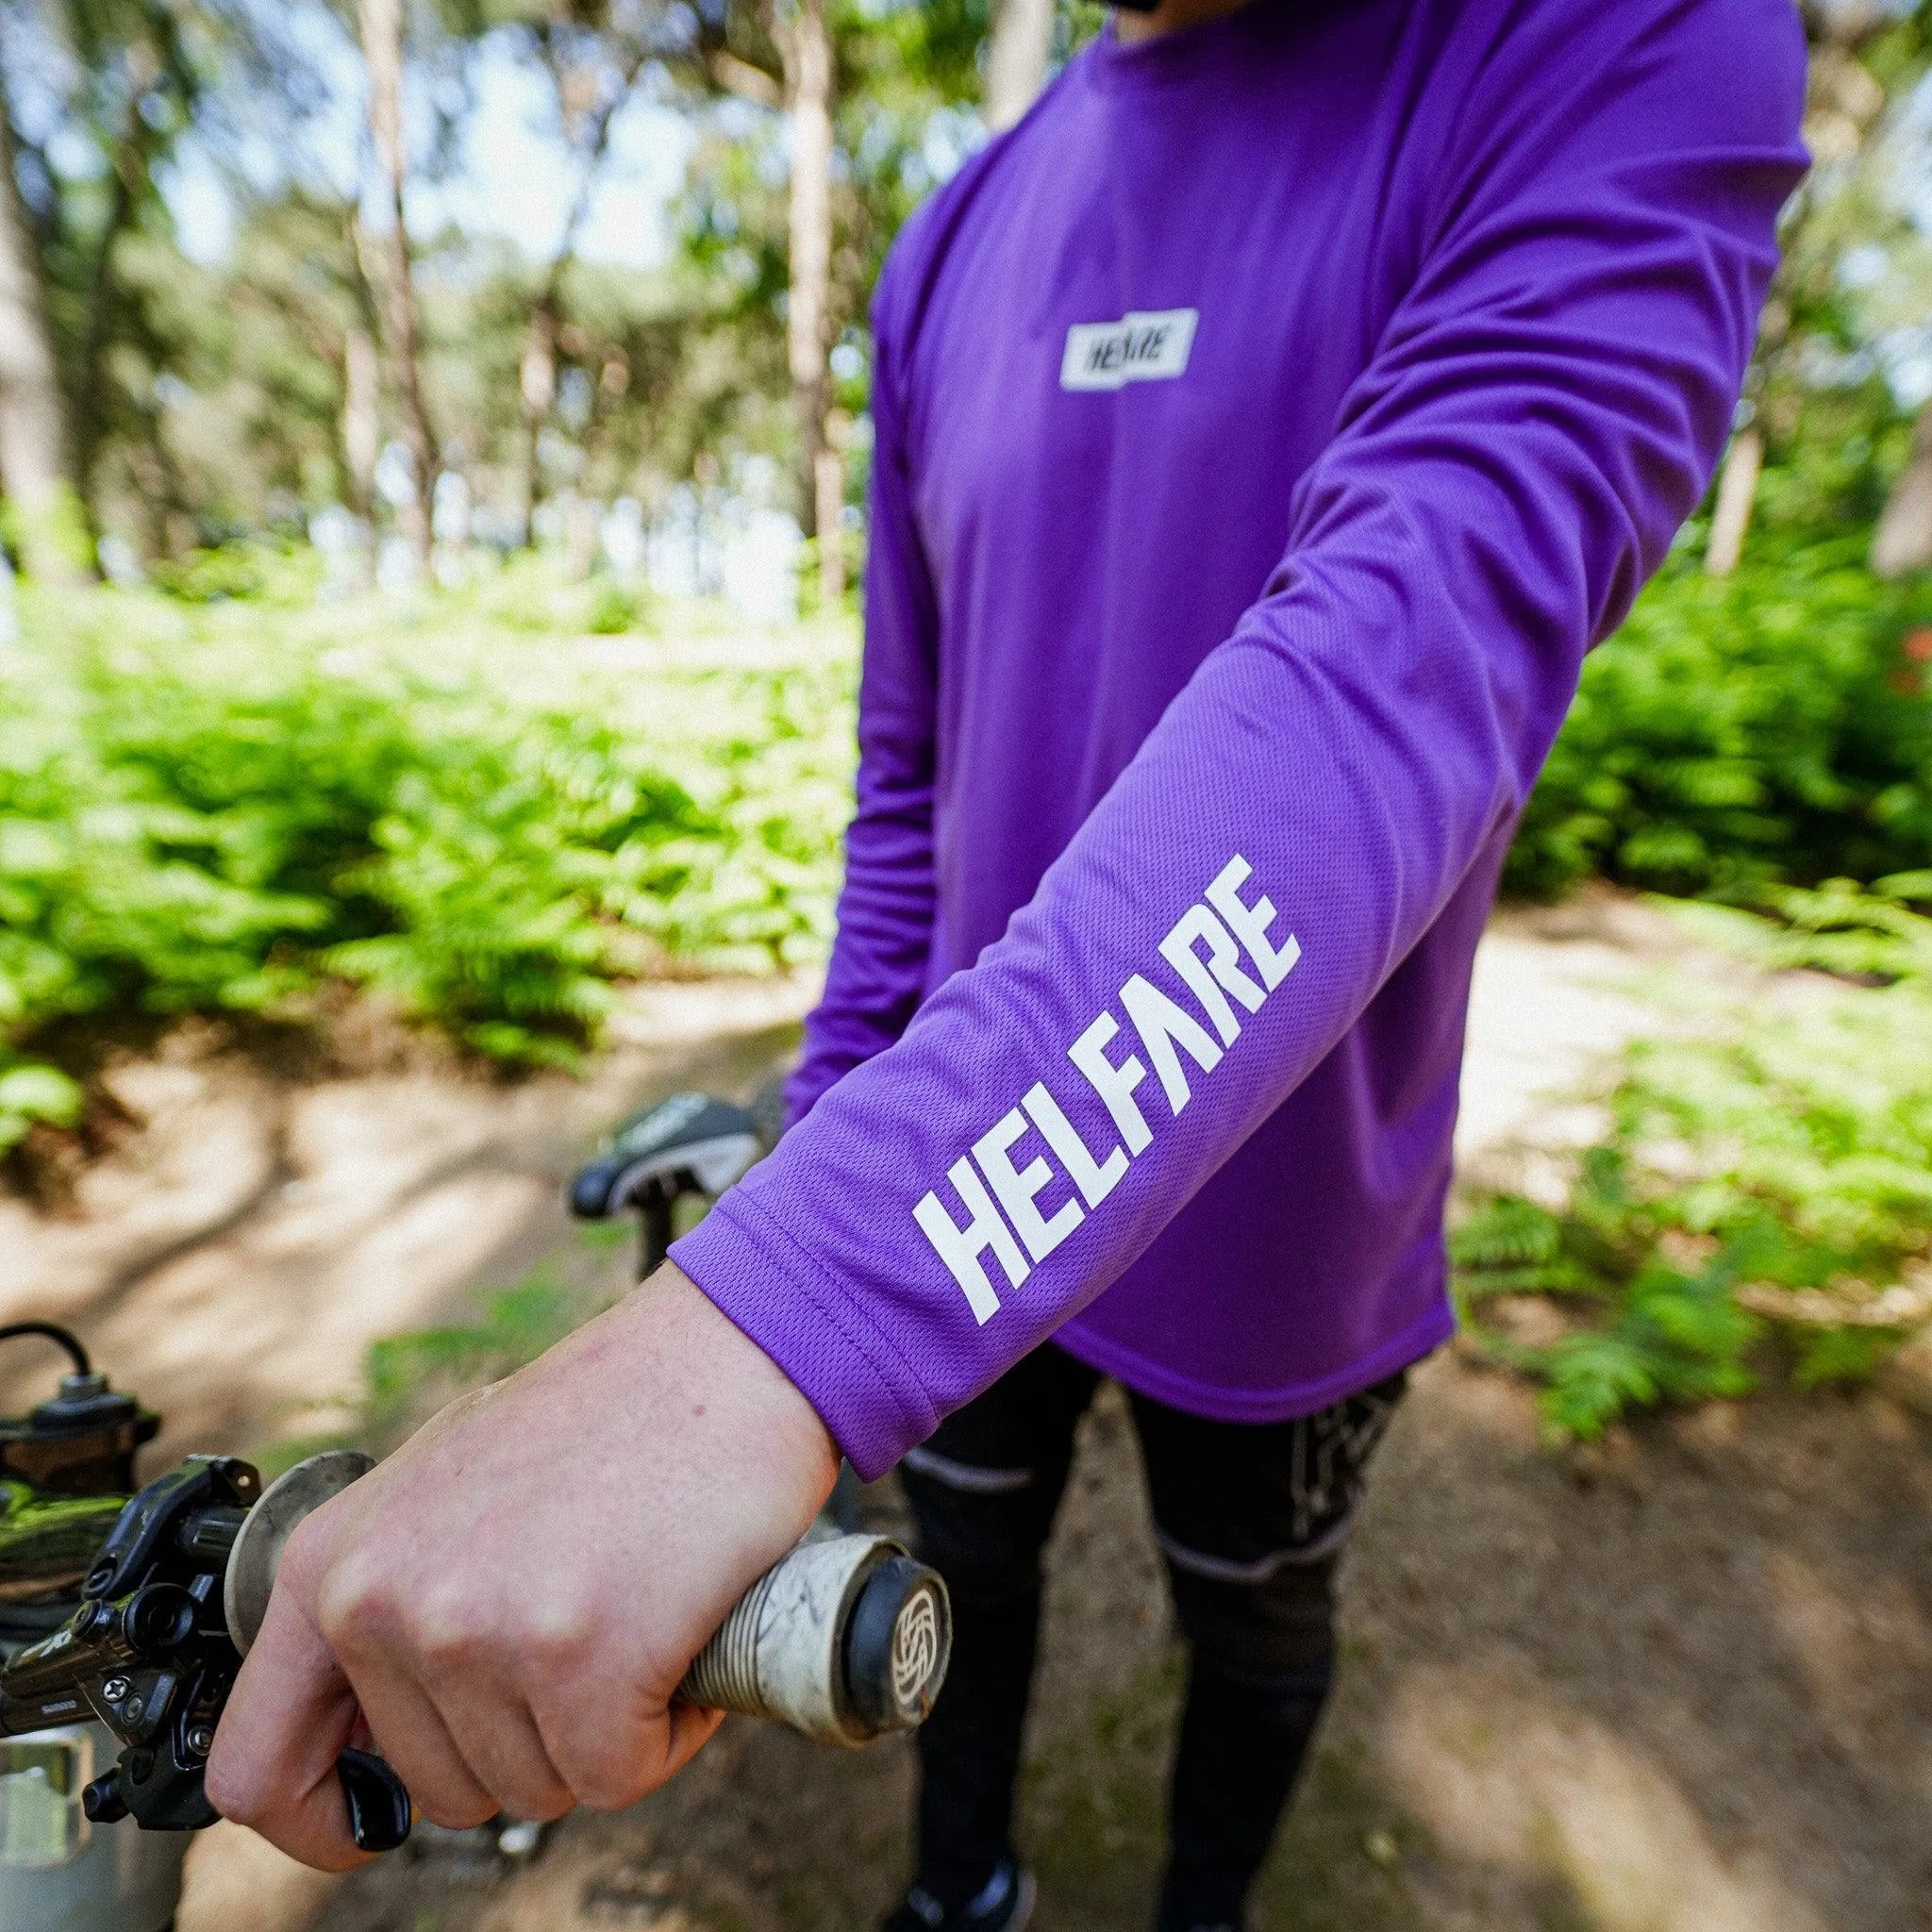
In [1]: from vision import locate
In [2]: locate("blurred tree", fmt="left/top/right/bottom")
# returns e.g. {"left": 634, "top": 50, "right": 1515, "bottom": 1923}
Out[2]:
{"left": 0, "top": 0, "right": 329, "bottom": 563}
{"left": 678, "top": 0, "right": 994, "bottom": 584}
{"left": 0, "top": 0, "right": 212, "bottom": 577}
{"left": 983, "top": 0, "right": 1048, "bottom": 132}
{"left": 0, "top": 0, "right": 1082, "bottom": 582}
{"left": 0, "top": 78, "right": 84, "bottom": 581}
{"left": 682, "top": 0, "right": 841, "bottom": 587}
{"left": 344, "top": 319, "right": 381, "bottom": 537}
{"left": 1700, "top": 0, "right": 1932, "bottom": 575}
{"left": 86, "top": 192, "right": 368, "bottom": 546}
{"left": 779, "top": 0, "right": 839, "bottom": 593}
{"left": 358, "top": 0, "right": 439, "bottom": 566}
{"left": 443, "top": 0, "right": 705, "bottom": 546}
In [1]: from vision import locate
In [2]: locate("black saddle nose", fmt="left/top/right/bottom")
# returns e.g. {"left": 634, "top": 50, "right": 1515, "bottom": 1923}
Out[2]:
{"left": 568, "top": 1091, "right": 762, "bottom": 1219}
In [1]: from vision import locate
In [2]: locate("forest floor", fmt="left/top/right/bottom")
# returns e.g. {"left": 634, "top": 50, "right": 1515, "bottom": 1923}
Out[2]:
{"left": 5, "top": 891, "right": 1929, "bottom": 1932}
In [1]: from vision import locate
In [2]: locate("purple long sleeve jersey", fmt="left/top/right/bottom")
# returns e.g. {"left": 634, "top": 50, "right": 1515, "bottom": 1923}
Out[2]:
{"left": 672, "top": 0, "right": 1808, "bottom": 1480}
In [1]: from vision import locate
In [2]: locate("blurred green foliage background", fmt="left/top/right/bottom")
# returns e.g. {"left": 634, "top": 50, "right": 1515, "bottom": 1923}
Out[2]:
{"left": 0, "top": 557, "right": 853, "bottom": 1140}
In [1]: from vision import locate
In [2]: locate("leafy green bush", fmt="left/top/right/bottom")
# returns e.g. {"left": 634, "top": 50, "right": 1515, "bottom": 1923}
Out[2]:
{"left": 586, "top": 580, "right": 649, "bottom": 635}
{"left": 0, "top": 1064, "right": 81, "bottom": 1151}
{"left": 147, "top": 542, "right": 297, "bottom": 606}
{"left": 1507, "top": 531, "right": 1932, "bottom": 900}
{"left": 0, "top": 564, "right": 854, "bottom": 1143}
{"left": 1455, "top": 879, "right": 1932, "bottom": 1438}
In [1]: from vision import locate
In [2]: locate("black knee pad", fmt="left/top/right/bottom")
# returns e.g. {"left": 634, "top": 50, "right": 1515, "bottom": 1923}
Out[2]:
{"left": 1167, "top": 1552, "right": 1340, "bottom": 1689}
{"left": 903, "top": 1463, "right": 1061, "bottom": 1611}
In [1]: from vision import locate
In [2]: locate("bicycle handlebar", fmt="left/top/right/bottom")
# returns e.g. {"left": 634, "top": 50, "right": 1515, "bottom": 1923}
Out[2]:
{"left": 1, "top": 1451, "right": 951, "bottom": 1856}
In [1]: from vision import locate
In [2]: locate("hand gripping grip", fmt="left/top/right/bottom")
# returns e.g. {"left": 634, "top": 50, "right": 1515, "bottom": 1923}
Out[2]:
{"left": 225, "top": 1457, "right": 952, "bottom": 1852}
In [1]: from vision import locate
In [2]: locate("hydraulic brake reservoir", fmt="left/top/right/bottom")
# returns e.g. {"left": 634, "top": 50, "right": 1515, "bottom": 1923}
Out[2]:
{"left": 0, "top": 1326, "right": 186, "bottom": 1932}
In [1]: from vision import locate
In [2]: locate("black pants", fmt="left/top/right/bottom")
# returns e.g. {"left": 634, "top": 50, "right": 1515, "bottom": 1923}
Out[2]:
{"left": 900, "top": 1346, "right": 1407, "bottom": 1932}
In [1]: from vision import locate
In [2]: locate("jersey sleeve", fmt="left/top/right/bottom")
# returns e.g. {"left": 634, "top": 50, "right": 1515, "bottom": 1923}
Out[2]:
{"left": 783, "top": 264, "right": 943, "bottom": 1126}
{"left": 673, "top": 1, "right": 1808, "bottom": 1478}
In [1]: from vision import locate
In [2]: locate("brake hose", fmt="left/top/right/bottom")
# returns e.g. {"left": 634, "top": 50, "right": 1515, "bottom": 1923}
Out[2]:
{"left": 0, "top": 1322, "right": 91, "bottom": 1377}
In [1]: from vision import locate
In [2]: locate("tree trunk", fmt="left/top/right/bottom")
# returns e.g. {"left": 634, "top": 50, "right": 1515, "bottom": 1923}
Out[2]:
{"left": 985, "top": 0, "right": 1052, "bottom": 133}
{"left": 814, "top": 442, "right": 844, "bottom": 604}
{"left": 518, "top": 295, "right": 558, "bottom": 548}
{"left": 342, "top": 326, "right": 380, "bottom": 519}
{"left": 1706, "top": 425, "right": 1762, "bottom": 576}
{"left": 358, "top": 0, "right": 436, "bottom": 570}
{"left": 782, "top": 0, "right": 840, "bottom": 601}
{"left": 513, "top": 46, "right": 645, "bottom": 552}
{"left": 1873, "top": 402, "right": 1932, "bottom": 579}
{"left": 0, "top": 94, "right": 86, "bottom": 584}
{"left": 341, "top": 324, "right": 380, "bottom": 588}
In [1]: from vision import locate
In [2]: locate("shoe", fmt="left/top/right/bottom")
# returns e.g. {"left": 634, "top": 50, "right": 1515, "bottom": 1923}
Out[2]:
{"left": 881, "top": 1857, "right": 1037, "bottom": 1931}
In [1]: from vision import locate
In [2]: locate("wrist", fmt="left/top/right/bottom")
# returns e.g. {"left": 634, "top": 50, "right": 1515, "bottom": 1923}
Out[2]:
{"left": 631, "top": 1262, "right": 841, "bottom": 1511}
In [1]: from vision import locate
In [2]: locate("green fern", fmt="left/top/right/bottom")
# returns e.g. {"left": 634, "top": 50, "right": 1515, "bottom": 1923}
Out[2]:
{"left": 0, "top": 562, "right": 854, "bottom": 1086}
{"left": 1457, "top": 887, "right": 1932, "bottom": 1438}
{"left": 1507, "top": 528, "right": 1932, "bottom": 901}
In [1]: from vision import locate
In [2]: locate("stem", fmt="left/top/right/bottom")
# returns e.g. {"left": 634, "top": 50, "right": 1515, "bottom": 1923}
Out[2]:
{"left": 985, "top": 0, "right": 1052, "bottom": 133}
{"left": 0, "top": 87, "right": 87, "bottom": 582}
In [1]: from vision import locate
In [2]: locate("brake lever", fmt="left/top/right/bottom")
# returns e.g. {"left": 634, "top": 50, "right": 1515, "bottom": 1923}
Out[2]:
{"left": 335, "top": 1747, "right": 413, "bottom": 1852}
{"left": 0, "top": 1452, "right": 411, "bottom": 1853}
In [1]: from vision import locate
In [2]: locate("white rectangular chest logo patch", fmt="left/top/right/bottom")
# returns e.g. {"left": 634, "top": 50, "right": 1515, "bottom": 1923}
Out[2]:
{"left": 1059, "top": 308, "right": 1199, "bottom": 392}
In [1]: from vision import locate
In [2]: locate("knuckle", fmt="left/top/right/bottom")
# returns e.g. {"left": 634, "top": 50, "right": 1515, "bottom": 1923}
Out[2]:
{"left": 315, "top": 1557, "right": 394, "bottom": 1654}
{"left": 415, "top": 1784, "right": 499, "bottom": 1832}
{"left": 412, "top": 1593, "right": 494, "bottom": 1670}
{"left": 523, "top": 1603, "right": 596, "bottom": 1673}
{"left": 568, "top": 1758, "right": 653, "bottom": 1814}
{"left": 544, "top": 1720, "right": 650, "bottom": 1813}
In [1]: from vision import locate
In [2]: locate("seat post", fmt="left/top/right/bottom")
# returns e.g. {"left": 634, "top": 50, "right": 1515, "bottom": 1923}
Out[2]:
{"left": 639, "top": 1190, "right": 676, "bottom": 1283}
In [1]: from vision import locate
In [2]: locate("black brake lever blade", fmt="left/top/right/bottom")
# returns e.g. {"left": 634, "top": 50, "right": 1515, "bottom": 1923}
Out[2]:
{"left": 336, "top": 1748, "right": 412, "bottom": 1853}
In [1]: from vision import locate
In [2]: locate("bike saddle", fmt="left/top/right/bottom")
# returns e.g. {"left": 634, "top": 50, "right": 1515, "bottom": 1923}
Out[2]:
{"left": 569, "top": 1092, "right": 762, "bottom": 1221}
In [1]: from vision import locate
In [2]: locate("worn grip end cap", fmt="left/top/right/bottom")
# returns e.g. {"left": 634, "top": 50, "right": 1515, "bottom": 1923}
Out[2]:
{"left": 841, "top": 1556, "right": 951, "bottom": 1736}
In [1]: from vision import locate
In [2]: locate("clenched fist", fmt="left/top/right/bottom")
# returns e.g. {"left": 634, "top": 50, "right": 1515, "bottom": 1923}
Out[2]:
{"left": 206, "top": 1264, "right": 837, "bottom": 1869}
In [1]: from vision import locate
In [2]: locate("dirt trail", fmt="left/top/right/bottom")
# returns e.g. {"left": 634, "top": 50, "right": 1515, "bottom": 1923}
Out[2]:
{"left": 6, "top": 896, "right": 1927, "bottom": 1931}
{"left": 0, "top": 976, "right": 819, "bottom": 1461}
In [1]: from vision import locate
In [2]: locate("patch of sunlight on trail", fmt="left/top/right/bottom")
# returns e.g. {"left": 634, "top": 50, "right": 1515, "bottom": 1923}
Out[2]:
{"left": 1380, "top": 1665, "right": 1827, "bottom": 1932}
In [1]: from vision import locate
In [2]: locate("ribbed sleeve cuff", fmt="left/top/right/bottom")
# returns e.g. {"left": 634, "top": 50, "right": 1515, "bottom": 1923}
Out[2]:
{"left": 669, "top": 1192, "right": 939, "bottom": 1481}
